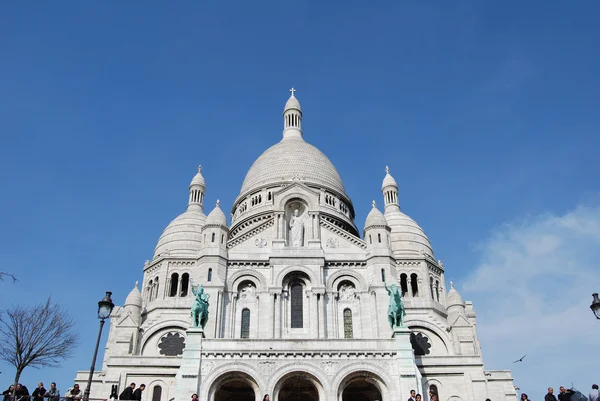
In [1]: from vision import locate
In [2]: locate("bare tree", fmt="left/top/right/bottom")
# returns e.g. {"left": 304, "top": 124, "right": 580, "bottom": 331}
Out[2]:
{"left": 0, "top": 272, "right": 17, "bottom": 282}
{"left": 0, "top": 297, "right": 80, "bottom": 394}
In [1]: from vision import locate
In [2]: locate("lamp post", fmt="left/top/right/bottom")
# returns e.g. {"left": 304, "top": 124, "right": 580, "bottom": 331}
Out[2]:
{"left": 590, "top": 293, "right": 600, "bottom": 320}
{"left": 83, "top": 291, "right": 115, "bottom": 401}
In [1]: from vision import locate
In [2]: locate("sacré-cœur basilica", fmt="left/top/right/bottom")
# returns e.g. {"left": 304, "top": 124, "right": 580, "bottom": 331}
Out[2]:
{"left": 75, "top": 90, "right": 517, "bottom": 401}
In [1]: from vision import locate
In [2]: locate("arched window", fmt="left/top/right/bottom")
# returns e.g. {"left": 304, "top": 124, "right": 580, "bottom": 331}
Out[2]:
{"left": 343, "top": 308, "right": 353, "bottom": 339}
{"left": 377, "top": 233, "right": 381, "bottom": 243}
{"left": 147, "top": 280, "right": 153, "bottom": 301}
{"left": 430, "top": 277, "right": 435, "bottom": 299}
{"left": 240, "top": 308, "right": 250, "bottom": 339}
{"left": 369, "top": 235, "right": 372, "bottom": 244}
{"left": 152, "top": 385, "right": 162, "bottom": 401}
{"left": 169, "top": 273, "right": 179, "bottom": 297}
{"left": 208, "top": 268, "right": 213, "bottom": 282}
{"left": 290, "top": 283, "right": 303, "bottom": 328}
{"left": 153, "top": 278, "right": 159, "bottom": 301}
{"left": 221, "top": 234, "right": 224, "bottom": 244}
{"left": 429, "top": 385, "right": 439, "bottom": 400}
{"left": 211, "top": 232, "right": 215, "bottom": 242}
{"left": 180, "top": 273, "right": 190, "bottom": 297}
{"left": 400, "top": 273, "right": 408, "bottom": 296}
{"left": 410, "top": 273, "right": 419, "bottom": 297}
{"left": 435, "top": 280, "right": 440, "bottom": 302}
{"left": 381, "top": 269, "right": 386, "bottom": 282}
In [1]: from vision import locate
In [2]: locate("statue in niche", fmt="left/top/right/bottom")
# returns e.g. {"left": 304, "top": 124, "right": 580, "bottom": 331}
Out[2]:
{"left": 289, "top": 209, "right": 304, "bottom": 247}
{"left": 240, "top": 283, "right": 256, "bottom": 299}
{"left": 339, "top": 284, "right": 356, "bottom": 301}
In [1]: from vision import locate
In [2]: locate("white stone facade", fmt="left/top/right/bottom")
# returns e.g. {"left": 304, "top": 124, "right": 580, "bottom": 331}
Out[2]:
{"left": 75, "top": 91, "right": 516, "bottom": 401}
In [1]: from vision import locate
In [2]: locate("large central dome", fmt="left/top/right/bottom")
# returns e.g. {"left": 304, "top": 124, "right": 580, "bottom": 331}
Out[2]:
{"left": 240, "top": 137, "right": 346, "bottom": 195}
{"left": 238, "top": 90, "right": 347, "bottom": 197}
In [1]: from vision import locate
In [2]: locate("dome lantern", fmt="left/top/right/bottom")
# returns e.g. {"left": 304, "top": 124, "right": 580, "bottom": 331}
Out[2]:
{"left": 282, "top": 88, "right": 303, "bottom": 140}
{"left": 188, "top": 165, "right": 206, "bottom": 212}
{"left": 382, "top": 166, "right": 400, "bottom": 212}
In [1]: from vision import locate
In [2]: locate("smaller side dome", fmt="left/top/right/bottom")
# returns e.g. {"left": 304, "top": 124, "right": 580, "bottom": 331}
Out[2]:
{"left": 382, "top": 166, "right": 398, "bottom": 190}
{"left": 446, "top": 281, "right": 464, "bottom": 307}
{"left": 190, "top": 165, "right": 206, "bottom": 188}
{"left": 124, "top": 281, "right": 143, "bottom": 308}
{"left": 365, "top": 200, "right": 387, "bottom": 228}
{"left": 205, "top": 200, "right": 228, "bottom": 227}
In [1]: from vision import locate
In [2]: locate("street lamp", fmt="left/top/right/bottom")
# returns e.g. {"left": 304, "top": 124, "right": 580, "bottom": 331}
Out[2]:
{"left": 590, "top": 293, "right": 600, "bottom": 320}
{"left": 83, "top": 291, "right": 115, "bottom": 401}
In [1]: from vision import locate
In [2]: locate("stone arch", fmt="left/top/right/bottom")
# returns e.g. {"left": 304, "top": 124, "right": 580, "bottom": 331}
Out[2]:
{"left": 447, "top": 396, "right": 464, "bottom": 401}
{"left": 334, "top": 366, "right": 391, "bottom": 401}
{"left": 140, "top": 321, "right": 188, "bottom": 355}
{"left": 268, "top": 365, "right": 328, "bottom": 401}
{"left": 422, "top": 378, "right": 443, "bottom": 401}
{"left": 407, "top": 322, "right": 450, "bottom": 355}
{"left": 144, "top": 379, "right": 168, "bottom": 401}
{"left": 228, "top": 270, "right": 267, "bottom": 293}
{"left": 326, "top": 270, "right": 368, "bottom": 292}
{"left": 275, "top": 265, "right": 318, "bottom": 287}
{"left": 274, "top": 187, "right": 319, "bottom": 211}
{"left": 206, "top": 369, "right": 262, "bottom": 401}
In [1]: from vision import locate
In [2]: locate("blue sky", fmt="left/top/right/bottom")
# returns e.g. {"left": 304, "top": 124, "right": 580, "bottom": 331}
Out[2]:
{"left": 1, "top": 1, "right": 599, "bottom": 400}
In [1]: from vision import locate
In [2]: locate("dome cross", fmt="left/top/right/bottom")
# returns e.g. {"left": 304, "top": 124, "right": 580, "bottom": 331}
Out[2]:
{"left": 385, "top": 166, "right": 390, "bottom": 174}
{"left": 289, "top": 87, "right": 296, "bottom": 97}
{"left": 198, "top": 165, "right": 202, "bottom": 173}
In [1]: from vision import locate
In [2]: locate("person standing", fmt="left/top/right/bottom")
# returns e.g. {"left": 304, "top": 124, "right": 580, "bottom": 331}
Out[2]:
{"left": 559, "top": 387, "right": 575, "bottom": 401}
{"left": 546, "top": 388, "right": 558, "bottom": 401}
{"left": 589, "top": 384, "right": 599, "bottom": 401}
{"left": 408, "top": 390, "right": 416, "bottom": 401}
{"left": 131, "top": 384, "right": 145, "bottom": 401}
{"left": 32, "top": 383, "right": 46, "bottom": 401}
{"left": 15, "top": 384, "right": 30, "bottom": 401}
{"left": 44, "top": 383, "right": 60, "bottom": 401}
{"left": 119, "top": 383, "right": 135, "bottom": 400}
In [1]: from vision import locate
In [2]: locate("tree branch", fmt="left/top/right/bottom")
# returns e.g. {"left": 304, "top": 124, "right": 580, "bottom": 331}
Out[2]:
{"left": 0, "top": 272, "right": 17, "bottom": 283}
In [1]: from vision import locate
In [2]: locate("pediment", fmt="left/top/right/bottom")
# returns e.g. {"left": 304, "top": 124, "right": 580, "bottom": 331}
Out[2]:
{"left": 320, "top": 221, "right": 367, "bottom": 252}
{"left": 449, "top": 314, "right": 472, "bottom": 328}
{"left": 117, "top": 313, "right": 138, "bottom": 328}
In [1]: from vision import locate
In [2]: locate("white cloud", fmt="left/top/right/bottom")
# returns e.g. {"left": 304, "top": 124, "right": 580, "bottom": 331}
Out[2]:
{"left": 462, "top": 202, "right": 600, "bottom": 400}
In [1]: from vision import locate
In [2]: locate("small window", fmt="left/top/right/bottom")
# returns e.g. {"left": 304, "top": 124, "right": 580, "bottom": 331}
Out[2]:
{"left": 381, "top": 269, "right": 386, "bottom": 282}
{"left": 169, "top": 273, "right": 179, "bottom": 297}
{"left": 211, "top": 232, "right": 215, "bottom": 242}
{"left": 290, "top": 283, "right": 303, "bottom": 328}
{"left": 400, "top": 273, "right": 408, "bottom": 296}
{"left": 435, "top": 280, "right": 440, "bottom": 302}
{"left": 369, "top": 235, "right": 372, "bottom": 244}
{"left": 208, "top": 268, "right": 213, "bottom": 282}
{"left": 152, "top": 386, "right": 162, "bottom": 401}
{"left": 241, "top": 308, "right": 250, "bottom": 339}
{"left": 430, "top": 276, "right": 434, "bottom": 299}
{"left": 343, "top": 308, "right": 353, "bottom": 339}
{"left": 180, "top": 273, "right": 190, "bottom": 297}
{"left": 411, "top": 273, "right": 419, "bottom": 297}
{"left": 377, "top": 233, "right": 381, "bottom": 243}
{"left": 221, "top": 234, "right": 224, "bottom": 244}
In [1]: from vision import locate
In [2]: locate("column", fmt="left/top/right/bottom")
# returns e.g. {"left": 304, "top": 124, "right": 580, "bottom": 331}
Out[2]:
{"left": 310, "top": 291, "right": 318, "bottom": 338}
{"left": 370, "top": 291, "right": 379, "bottom": 338}
{"left": 318, "top": 292, "right": 326, "bottom": 338}
{"left": 274, "top": 293, "right": 281, "bottom": 338}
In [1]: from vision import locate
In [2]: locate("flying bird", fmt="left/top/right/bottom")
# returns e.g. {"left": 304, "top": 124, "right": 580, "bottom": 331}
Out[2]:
{"left": 513, "top": 355, "right": 527, "bottom": 363}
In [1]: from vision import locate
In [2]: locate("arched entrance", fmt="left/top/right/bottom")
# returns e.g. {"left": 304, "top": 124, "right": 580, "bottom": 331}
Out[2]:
{"left": 275, "top": 373, "right": 320, "bottom": 401}
{"left": 339, "top": 373, "right": 384, "bottom": 401}
{"left": 212, "top": 372, "right": 258, "bottom": 401}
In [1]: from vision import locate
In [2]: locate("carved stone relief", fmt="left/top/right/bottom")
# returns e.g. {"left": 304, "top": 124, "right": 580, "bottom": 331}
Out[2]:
{"left": 325, "top": 237, "right": 339, "bottom": 248}
{"left": 339, "top": 284, "right": 356, "bottom": 301}
{"left": 255, "top": 237, "right": 268, "bottom": 248}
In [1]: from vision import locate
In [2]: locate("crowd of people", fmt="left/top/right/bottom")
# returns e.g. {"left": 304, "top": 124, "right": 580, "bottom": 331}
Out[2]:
{"left": 2, "top": 382, "right": 82, "bottom": 401}
{"left": 1, "top": 382, "right": 147, "bottom": 401}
